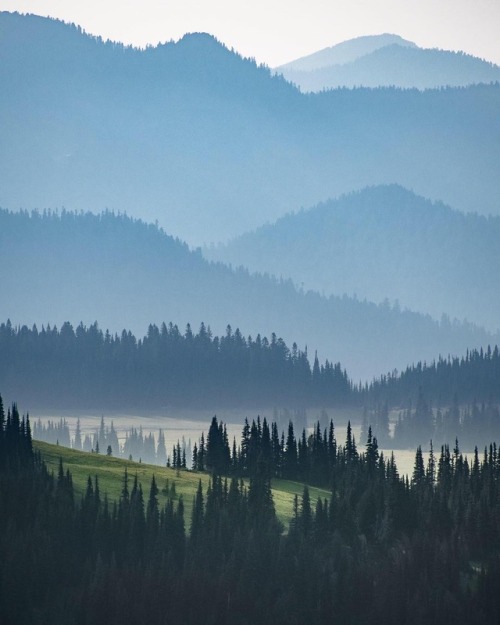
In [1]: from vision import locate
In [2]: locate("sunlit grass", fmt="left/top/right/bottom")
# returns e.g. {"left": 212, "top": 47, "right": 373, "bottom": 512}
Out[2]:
{"left": 34, "top": 440, "right": 331, "bottom": 528}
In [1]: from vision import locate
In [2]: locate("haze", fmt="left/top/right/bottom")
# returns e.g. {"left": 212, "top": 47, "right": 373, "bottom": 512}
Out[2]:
{"left": 1, "top": 0, "right": 499, "bottom": 66}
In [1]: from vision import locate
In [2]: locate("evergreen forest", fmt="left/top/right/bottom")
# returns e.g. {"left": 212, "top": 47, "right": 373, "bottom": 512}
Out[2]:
{"left": 2, "top": 397, "right": 500, "bottom": 624}
{"left": 2, "top": 319, "right": 499, "bottom": 449}
{"left": 3, "top": 207, "right": 491, "bottom": 381}
{"left": 2, "top": 11, "right": 500, "bottom": 624}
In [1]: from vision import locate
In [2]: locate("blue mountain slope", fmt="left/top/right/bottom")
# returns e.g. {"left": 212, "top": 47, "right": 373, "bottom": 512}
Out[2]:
{"left": 277, "top": 34, "right": 417, "bottom": 71}
{"left": 277, "top": 43, "right": 500, "bottom": 91}
{"left": 0, "top": 208, "right": 496, "bottom": 381}
{"left": 1, "top": 12, "right": 500, "bottom": 244}
{"left": 206, "top": 185, "right": 500, "bottom": 332}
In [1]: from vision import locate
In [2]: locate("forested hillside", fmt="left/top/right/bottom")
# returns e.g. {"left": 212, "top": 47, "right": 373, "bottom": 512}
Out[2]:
{"left": 362, "top": 347, "right": 500, "bottom": 449}
{"left": 2, "top": 316, "right": 499, "bottom": 448}
{"left": 3, "top": 6, "right": 500, "bottom": 625}
{"left": 207, "top": 185, "right": 500, "bottom": 331}
{"left": 1, "top": 12, "right": 500, "bottom": 243}
{"left": 2, "top": 399, "right": 500, "bottom": 624}
{"left": 0, "top": 209, "right": 495, "bottom": 381}
{"left": 0, "top": 320, "right": 351, "bottom": 410}
{"left": 366, "top": 346, "right": 500, "bottom": 405}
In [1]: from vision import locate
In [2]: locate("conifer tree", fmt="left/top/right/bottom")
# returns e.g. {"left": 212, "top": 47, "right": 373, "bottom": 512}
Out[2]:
{"left": 412, "top": 446, "right": 425, "bottom": 486}
{"left": 426, "top": 440, "right": 436, "bottom": 485}
{"left": 283, "top": 421, "right": 298, "bottom": 479}
{"left": 121, "top": 467, "right": 130, "bottom": 506}
{"left": 240, "top": 418, "right": 251, "bottom": 474}
{"left": 345, "top": 421, "right": 357, "bottom": 461}
{"left": 300, "top": 485, "right": 312, "bottom": 537}
{"left": 147, "top": 475, "right": 160, "bottom": 535}
{"left": 192, "top": 442, "right": 198, "bottom": 470}
{"left": 157, "top": 429, "right": 167, "bottom": 466}
{"left": 190, "top": 479, "right": 204, "bottom": 542}
{"left": 198, "top": 433, "right": 206, "bottom": 471}
{"left": 74, "top": 418, "right": 82, "bottom": 450}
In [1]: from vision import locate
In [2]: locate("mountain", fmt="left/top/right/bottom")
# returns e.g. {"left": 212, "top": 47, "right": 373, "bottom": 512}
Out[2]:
{"left": 0, "top": 208, "right": 495, "bottom": 381}
{"left": 277, "top": 34, "right": 417, "bottom": 71}
{"left": 1, "top": 12, "right": 500, "bottom": 244}
{"left": 275, "top": 35, "right": 500, "bottom": 91}
{"left": 205, "top": 185, "right": 500, "bottom": 333}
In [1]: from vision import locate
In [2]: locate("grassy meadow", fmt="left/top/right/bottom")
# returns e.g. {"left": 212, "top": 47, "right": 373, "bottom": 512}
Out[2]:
{"left": 34, "top": 440, "right": 331, "bottom": 528}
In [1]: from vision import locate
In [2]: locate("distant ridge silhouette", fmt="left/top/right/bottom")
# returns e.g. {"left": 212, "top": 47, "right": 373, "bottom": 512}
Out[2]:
{"left": 275, "top": 34, "right": 500, "bottom": 90}
{"left": 277, "top": 34, "right": 417, "bottom": 71}
{"left": 207, "top": 185, "right": 500, "bottom": 333}
{"left": 0, "top": 207, "right": 496, "bottom": 380}
{"left": 1, "top": 11, "right": 500, "bottom": 245}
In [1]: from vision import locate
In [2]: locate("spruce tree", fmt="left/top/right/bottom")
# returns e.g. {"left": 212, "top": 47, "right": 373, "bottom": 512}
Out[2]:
{"left": 300, "top": 485, "right": 312, "bottom": 537}
{"left": 147, "top": 475, "right": 160, "bottom": 535}
{"left": 283, "top": 421, "right": 298, "bottom": 479}
{"left": 190, "top": 479, "right": 204, "bottom": 542}
{"left": 412, "top": 445, "right": 425, "bottom": 486}
{"left": 74, "top": 418, "right": 82, "bottom": 450}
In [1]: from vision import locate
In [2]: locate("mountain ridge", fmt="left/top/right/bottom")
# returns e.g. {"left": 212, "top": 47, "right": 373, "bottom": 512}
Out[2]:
{"left": 277, "top": 34, "right": 417, "bottom": 71}
{"left": 277, "top": 43, "right": 500, "bottom": 91}
{"left": 1, "top": 207, "right": 496, "bottom": 381}
{"left": 205, "top": 185, "right": 500, "bottom": 332}
{"left": 1, "top": 11, "right": 500, "bottom": 244}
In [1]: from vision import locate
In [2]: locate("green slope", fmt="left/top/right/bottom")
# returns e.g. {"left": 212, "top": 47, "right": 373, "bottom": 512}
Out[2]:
{"left": 34, "top": 440, "right": 330, "bottom": 528}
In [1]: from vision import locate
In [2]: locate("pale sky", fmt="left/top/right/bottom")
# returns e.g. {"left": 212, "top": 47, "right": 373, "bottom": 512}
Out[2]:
{"left": 1, "top": 0, "right": 499, "bottom": 66}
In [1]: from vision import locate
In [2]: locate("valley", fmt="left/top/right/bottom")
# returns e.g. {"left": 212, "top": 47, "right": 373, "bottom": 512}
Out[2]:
{"left": 1, "top": 7, "right": 499, "bottom": 624}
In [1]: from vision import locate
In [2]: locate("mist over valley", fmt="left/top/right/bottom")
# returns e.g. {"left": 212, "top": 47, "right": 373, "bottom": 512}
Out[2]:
{"left": 1, "top": 9, "right": 500, "bottom": 624}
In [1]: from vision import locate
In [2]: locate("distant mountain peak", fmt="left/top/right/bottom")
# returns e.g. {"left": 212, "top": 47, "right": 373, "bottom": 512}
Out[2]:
{"left": 277, "top": 33, "right": 417, "bottom": 72}
{"left": 177, "top": 32, "right": 221, "bottom": 46}
{"left": 275, "top": 34, "right": 500, "bottom": 91}
{"left": 206, "top": 184, "right": 500, "bottom": 335}
{"left": 1, "top": 11, "right": 500, "bottom": 244}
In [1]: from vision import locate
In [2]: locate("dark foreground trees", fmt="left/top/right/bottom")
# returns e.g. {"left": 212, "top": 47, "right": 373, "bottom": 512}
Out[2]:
{"left": 2, "top": 397, "right": 500, "bottom": 624}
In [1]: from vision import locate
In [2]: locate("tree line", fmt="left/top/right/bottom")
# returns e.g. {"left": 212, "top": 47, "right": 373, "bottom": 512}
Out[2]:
{"left": 0, "top": 319, "right": 351, "bottom": 409}
{"left": 2, "top": 319, "right": 500, "bottom": 450}
{"left": 194, "top": 414, "right": 343, "bottom": 488}
{"left": 2, "top": 396, "right": 500, "bottom": 623}
{"left": 3, "top": 319, "right": 500, "bottom": 410}
{"left": 33, "top": 415, "right": 193, "bottom": 466}
{"left": 363, "top": 346, "right": 500, "bottom": 405}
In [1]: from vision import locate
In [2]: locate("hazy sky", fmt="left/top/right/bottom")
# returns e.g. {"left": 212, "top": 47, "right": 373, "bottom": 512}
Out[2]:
{"left": 1, "top": 0, "right": 499, "bottom": 66}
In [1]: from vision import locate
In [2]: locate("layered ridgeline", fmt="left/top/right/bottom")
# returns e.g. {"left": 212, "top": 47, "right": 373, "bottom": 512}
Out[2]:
{"left": 278, "top": 34, "right": 419, "bottom": 71}
{"left": 275, "top": 34, "right": 500, "bottom": 91}
{"left": 2, "top": 13, "right": 500, "bottom": 244}
{"left": 2, "top": 317, "right": 500, "bottom": 450}
{"left": 3, "top": 318, "right": 500, "bottom": 449}
{"left": 0, "top": 209, "right": 495, "bottom": 381}
{"left": 206, "top": 185, "right": 500, "bottom": 333}
{"left": 1, "top": 314, "right": 499, "bottom": 412}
